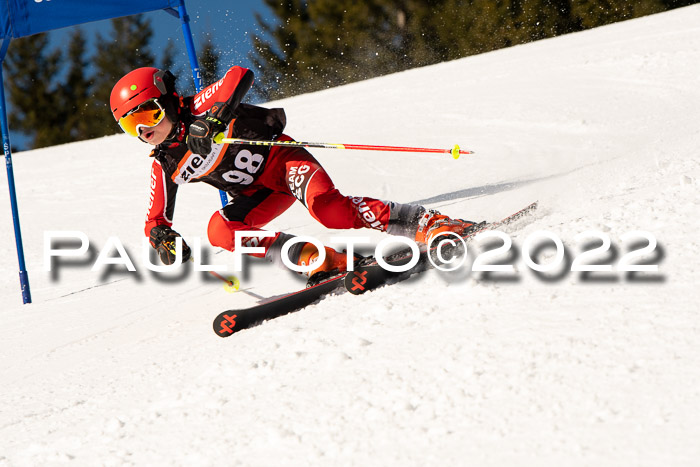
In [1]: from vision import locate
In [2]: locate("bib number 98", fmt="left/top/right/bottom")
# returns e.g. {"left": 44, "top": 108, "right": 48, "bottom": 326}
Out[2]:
{"left": 222, "top": 150, "right": 264, "bottom": 185}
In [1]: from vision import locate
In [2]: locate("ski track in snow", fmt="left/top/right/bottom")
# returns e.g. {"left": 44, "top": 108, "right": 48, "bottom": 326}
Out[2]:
{"left": 1, "top": 6, "right": 700, "bottom": 466}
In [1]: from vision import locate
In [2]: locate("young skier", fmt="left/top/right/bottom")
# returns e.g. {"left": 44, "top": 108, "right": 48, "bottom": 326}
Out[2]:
{"left": 110, "top": 66, "right": 480, "bottom": 283}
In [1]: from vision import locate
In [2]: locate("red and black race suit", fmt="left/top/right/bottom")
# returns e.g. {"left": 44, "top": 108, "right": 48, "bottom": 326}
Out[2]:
{"left": 145, "top": 66, "right": 286, "bottom": 236}
{"left": 145, "top": 65, "right": 401, "bottom": 259}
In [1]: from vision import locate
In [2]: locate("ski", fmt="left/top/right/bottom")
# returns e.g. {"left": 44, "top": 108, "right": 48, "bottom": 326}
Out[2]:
{"left": 213, "top": 273, "right": 347, "bottom": 337}
{"left": 213, "top": 201, "right": 537, "bottom": 337}
{"left": 344, "top": 201, "right": 539, "bottom": 294}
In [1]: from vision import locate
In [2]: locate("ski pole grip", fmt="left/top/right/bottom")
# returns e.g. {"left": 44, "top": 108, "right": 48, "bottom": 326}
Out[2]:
{"left": 213, "top": 133, "right": 225, "bottom": 144}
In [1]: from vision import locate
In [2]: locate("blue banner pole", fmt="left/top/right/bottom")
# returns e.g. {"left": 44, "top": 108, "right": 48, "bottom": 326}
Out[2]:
{"left": 170, "top": 0, "right": 228, "bottom": 208}
{"left": 176, "top": 0, "right": 202, "bottom": 92}
{"left": 0, "top": 39, "right": 31, "bottom": 304}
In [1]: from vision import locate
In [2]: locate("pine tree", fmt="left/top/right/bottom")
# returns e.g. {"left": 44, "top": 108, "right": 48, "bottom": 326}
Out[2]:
{"left": 570, "top": 0, "right": 667, "bottom": 29}
{"left": 661, "top": 0, "right": 699, "bottom": 6}
{"left": 3, "top": 33, "right": 66, "bottom": 148}
{"left": 249, "top": 0, "right": 313, "bottom": 100}
{"left": 250, "top": 0, "right": 420, "bottom": 100}
{"left": 199, "top": 34, "right": 221, "bottom": 87}
{"left": 61, "top": 28, "right": 97, "bottom": 141}
{"left": 160, "top": 39, "right": 179, "bottom": 77}
{"left": 90, "top": 15, "right": 155, "bottom": 136}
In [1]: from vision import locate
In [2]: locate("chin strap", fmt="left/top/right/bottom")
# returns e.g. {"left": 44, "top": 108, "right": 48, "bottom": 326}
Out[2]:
{"left": 157, "top": 120, "right": 186, "bottom": 147}
{"left": 172, "top": 121, "right": 186, "bottom": 141}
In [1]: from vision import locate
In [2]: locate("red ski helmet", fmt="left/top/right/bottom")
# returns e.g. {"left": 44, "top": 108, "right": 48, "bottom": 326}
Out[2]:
{"left": 110, "top": 67, "right": 179, "bottom": 128}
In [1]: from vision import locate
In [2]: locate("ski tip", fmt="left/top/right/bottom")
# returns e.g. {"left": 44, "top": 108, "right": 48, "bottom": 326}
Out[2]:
{"left": 214, "top": 313, "right": 239, "bottom": 337}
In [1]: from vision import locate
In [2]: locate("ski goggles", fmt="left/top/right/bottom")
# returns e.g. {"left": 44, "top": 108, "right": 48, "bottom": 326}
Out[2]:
{"left": 118, "top": 99, "right": 165, "bottom": 137}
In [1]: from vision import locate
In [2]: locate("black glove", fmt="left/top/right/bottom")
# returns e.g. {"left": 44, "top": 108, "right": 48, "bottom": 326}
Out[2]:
{"left": 187, "top": 115, "right": 226, "bottom": 155}
{"left": 187, "top": 102, "right": 235, "bottom": 155}
{"left": 149, "top": 225, "right": 191, "bottom": 265}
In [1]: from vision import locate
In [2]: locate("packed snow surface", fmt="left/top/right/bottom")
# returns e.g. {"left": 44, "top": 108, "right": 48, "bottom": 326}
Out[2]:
{"left": 1, "top": 6, "right": 700, "bottom": 466}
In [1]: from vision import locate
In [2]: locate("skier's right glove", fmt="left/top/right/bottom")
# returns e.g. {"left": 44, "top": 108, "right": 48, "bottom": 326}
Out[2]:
{"left": 149, "top": 225, "right": 191, "bottom": 265}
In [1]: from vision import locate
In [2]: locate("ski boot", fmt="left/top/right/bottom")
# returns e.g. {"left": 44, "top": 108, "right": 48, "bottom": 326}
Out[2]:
{"left": 297, "top": 243, "right": 361, "bottom": 287}
{"left": 414, "top": 210, "right": 485, "bottom": 245}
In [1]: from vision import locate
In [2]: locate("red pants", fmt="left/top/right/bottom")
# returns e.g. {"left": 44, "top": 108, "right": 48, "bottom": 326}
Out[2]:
{"left": 207, "top": 136, "right": 392, "bottom": 257}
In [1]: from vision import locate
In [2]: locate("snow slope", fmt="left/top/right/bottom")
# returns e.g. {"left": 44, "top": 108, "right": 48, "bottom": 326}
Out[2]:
{"left": 1, "top": 5, "right": 700, "bottom": 466}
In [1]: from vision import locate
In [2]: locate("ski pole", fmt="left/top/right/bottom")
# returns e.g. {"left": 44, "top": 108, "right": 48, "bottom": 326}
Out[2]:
{"left": 190, "top": 258, "right": 241, "bottom": 293}
{"left": 206, "top": 268, "right": 241, "bottom": 293}
{"left": 212, "top": 134, "right": 471, "bottom": 159}
{"left": 165, "top": 242, "right": 241, "bottom": 293}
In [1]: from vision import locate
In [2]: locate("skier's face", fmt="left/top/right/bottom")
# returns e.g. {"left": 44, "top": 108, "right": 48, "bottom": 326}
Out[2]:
{"left": 139, "top": 114, "right": 173, "bottom": 145}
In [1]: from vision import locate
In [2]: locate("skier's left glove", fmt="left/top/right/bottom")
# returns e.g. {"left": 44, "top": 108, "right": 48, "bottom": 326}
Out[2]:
{"left": 149, "top": 225, "right": 191, "bottom": 265}
{"left": 187, "top": 115, "right": 226, "bottom": 155}
{"left": 186, "top": 102, "right": 234, "bottom": 155}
